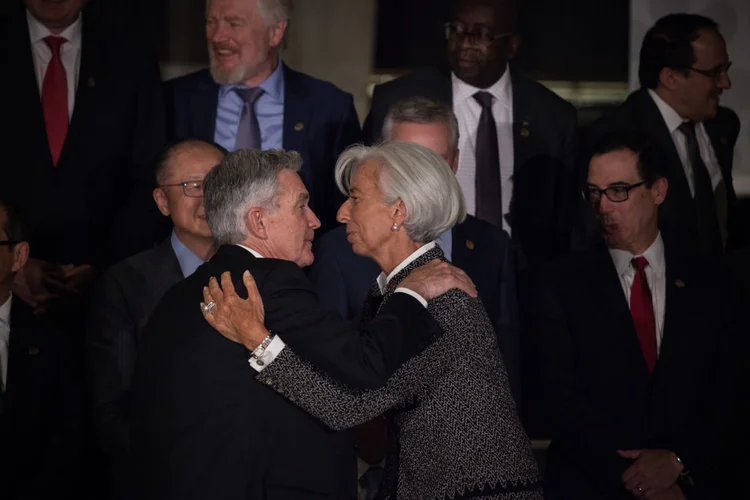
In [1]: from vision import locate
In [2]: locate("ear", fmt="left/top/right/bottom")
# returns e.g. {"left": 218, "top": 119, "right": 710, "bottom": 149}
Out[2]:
{"left": 450, "top": 149, "right": 459, "bottom": 174}
{"left": 392, "top": 199, "right": 407, "bottom": 226}
{"left": 268, "top": 21, "right": 288, "bottom": 49}
{"left": 246, "top": 207, "right": 269, "bottom": 240}
{"left": 651, "top": 177, "right": 669, "bottom": 205}
{"left": 658, "top": 67, "right": 683, "bottom": 91}
{"left": 10, "top": 241, "right": 30, "bottom": 273}
{"left": 507, "top": 34, "right": 521, "bottom": 60}
{"left": 153, "top": 188, "right": 170, "bottom": 217}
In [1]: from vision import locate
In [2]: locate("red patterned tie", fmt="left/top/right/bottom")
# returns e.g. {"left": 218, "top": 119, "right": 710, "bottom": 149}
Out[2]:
{"left": 42, "top": 35, "right": 68, "bottom": 166}
{"left": 630, "top": 256, "right": 657, "bottom": 373}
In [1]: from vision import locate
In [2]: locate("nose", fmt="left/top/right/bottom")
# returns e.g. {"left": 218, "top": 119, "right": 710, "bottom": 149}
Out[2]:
{"left": 596, "top": 194, "right": 616, "bottom": 214}
{"left": 336, "top": 199, "right": 351, "bottom": 223}
{"left": 207, "top": 21, "right": 227, "bottom": 43}
{"left": 307, "top": 208, "right": 321, "bottom": 230}
{"left": 717, "top": 71, "right": 731, "bottom": 90}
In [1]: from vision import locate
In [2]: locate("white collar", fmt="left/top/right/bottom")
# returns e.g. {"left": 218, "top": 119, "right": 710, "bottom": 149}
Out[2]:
{"left": 376, "top": 241, "right": 436, "bottom": 294}
{"left": 648, "top": 89, "right": 688, "bottom": 134}
{"left": 608, "top": 232, "right": 665, "bottom": 278}
{"left": 236, "top": 244, "right": 264, "bottom": 259}
{"left": 0, "top": 292, "right": 12, "bottom": 329}
{"left": 451, "top": 67, "right": 512, "bottom": 110}
{"left": 26, "top": 9, "right": 82, "bottom": 47}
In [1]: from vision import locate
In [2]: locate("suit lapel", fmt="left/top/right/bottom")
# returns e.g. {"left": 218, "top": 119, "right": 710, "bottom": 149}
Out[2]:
{"left": 281, "top": 65, "right": 312, "bottom": 181}
{"left": 510, "top": 74, "right": 536, "bottom": 175}
{"left": 703, "top": 119, "right": 736, "bottom": 198}
{"left": 191, "top": 71, "right": 220, "bottom": 142}
{"left": 4, "top": 299, "right": 37, "bottom": 410}
{"left": 451, "top": 219, "right": 485, "bottom": 290}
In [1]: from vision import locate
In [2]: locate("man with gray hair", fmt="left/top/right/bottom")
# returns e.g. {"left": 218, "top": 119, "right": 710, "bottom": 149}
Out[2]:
{"left": 167, "top": 0, "right": 361, "bottom": 234}
{"left": 130, "top": 148, "right": 475, "bottom": 499}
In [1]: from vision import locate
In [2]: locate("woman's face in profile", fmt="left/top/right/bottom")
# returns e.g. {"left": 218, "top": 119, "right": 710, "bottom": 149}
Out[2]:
{"left": 337, "top": 160, "right": 398, "bottom": 260}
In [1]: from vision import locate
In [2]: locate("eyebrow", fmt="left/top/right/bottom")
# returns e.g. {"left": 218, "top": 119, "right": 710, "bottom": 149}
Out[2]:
{"left": 296, "top": 192, "right": 310, "bottom": 204}
{"left": 587, "top": 181, "right": 633, "bottom": 188}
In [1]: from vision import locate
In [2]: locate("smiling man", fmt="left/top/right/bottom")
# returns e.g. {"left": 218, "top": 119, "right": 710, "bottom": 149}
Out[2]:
{"left": 524, "top": 131, "right": 744, "bottom": 499}
{"left": 167, "top": 0, "right": 361, "bottom": 234}
{"left": 585, "top": 14, "right": 748, "bottom": 257}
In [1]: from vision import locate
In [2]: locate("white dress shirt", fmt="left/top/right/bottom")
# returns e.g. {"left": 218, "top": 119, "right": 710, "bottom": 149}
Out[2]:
{"left": 453, "top": 69, "right": 515, "bottom": 234}
{"left": 608, "top": 233, "right": 666, "bottom": 351}
{"left": 27, "top": 10, "right": 82, "bottom": 120}
{"left": 0, "top": 294, "right": 12, "bottom": 391}
{"left": 241, "top": 243, "right": 429, "bottom": 372}
{"left": 648, "top": 90, "right": 723, "bottom": 195}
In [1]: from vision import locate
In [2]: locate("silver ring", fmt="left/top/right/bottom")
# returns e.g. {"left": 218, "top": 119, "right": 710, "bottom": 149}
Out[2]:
{"left": 637, "top": 487, "right": 644, "bottom": 494}
{"left": 203, "top": 301, "right": 216, "bottom": 312}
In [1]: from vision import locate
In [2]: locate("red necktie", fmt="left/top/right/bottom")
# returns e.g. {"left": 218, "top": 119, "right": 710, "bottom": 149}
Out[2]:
{"left": 42, "top": 35, "right": 69, "bottom": 166}
{"left": 630, "top": 256, "right": 657, "bottom": 373}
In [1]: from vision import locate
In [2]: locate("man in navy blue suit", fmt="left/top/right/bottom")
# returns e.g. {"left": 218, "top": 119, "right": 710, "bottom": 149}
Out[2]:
{"left": 309, "top": 96, "right": 520, "bottom": 401}
{"left": 166, "top": 0, "right": 361, "bottom": 233}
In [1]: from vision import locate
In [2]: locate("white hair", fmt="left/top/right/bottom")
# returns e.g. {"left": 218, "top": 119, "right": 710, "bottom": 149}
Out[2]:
{"left": 257, "top": 0, "right": 292, "bottom": 25}
{"left": 381, "top": 96, "right": 459, "bottom": 157}
{"left": 204, "top": 148, "right": 301, "bottom": 246}
{"left": 335, "top": 142, "right": 466, "bottom": 243}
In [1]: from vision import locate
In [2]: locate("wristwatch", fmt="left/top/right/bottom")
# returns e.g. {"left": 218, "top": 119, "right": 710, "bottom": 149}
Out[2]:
{"left": 250, "top": 333, "right": 275, "bottom": 367}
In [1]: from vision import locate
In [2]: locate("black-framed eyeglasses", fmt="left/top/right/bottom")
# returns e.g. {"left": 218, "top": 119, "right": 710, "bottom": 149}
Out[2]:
{"left": 0, "top": 240, "right": 18, "bottom": 247}
{"left": 585, "top": 181, "right": 646, "bottom": 204}
{"left": 158, "top": 180, "right": 204, "bottom": 198}
{"left": 679, "top": 61, "right": 732, "bottom": 81}
{"left": 444, "top": 22, "right": 512, "bottom": 47}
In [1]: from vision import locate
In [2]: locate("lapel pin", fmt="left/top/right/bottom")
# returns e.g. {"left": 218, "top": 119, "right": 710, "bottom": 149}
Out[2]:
{"left": 522, "top": 119, "right": 530, "bottom": 126}
{"left": 29, "top": 346, "right": 40, "bottom": 356}
{"left": 294, "top": 122, "right": 305, "bottom": 132}
{"left": 88, "top": 76, "right": 96, "bottom": 88}
{"left": 465, "top": 240, "right": 475, "bottom": 250}
{"left": 675, "top": 279, "right": 686, "bottom": 288}
{"left": 520, "top": 127, "right": 530, "bottom": 137}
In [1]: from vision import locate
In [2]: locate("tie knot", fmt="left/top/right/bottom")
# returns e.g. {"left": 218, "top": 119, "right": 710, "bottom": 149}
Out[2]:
{"left": 473, "top": 91, "right": 493, "bottom": 109}
{"left": 235, "top": 87, "right": 264, "bottom": 105}
{"left": 678, "top": 120, "right": 697, "bottom": 139}
{"left": 632, "top": 256, "right": 649, "bottom": 272}
{"left": 44, "top": 35, "right": 67, "bottom": 56}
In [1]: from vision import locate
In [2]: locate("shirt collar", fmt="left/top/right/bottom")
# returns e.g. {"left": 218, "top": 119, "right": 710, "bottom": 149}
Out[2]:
{"left": 170, "top": 230, "right": 207, "bottom": 278}
{"left": 218, "top": 56, "right": 285, "bottom": 101}
{"left": 26, "top": 9, "right": 82, "bottom": 47}
{"left": 236, "top": 244, "right": 264, "bottom": 259}
{"left": 647, "top": 89, "right": 687, "bottom": 134}
{"left": 376, "top": 241, "right": 436, "bottom": 294}
{"left": 451, "top": 66, "right": 512, "bottom": 110}
{"left": 0, "top": 292, "right": 12, "bottom": 330}
{"left": 609, "top": 232, "right": 665, "bottom": 277}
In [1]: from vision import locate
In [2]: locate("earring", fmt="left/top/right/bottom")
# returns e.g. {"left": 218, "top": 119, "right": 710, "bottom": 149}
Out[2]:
{"left": 391, "top": 223, "right": 399, "bottom": 231}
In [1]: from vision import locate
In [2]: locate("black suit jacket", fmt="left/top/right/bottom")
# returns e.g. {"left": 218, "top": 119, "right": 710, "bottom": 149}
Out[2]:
{"left": 0, "top": 296, "right": 83, "bottom": 499}
{"left": 363, "top": 67, "right": 583, "bottom": 267}
{"left": 166, "top": 66, "right": 361, "bottom": 234}
{"left": 584, "top": 88, "right": 748, "bottom": 254}
{"left": 0, "top": 7, "right": 166, "bottom": 269}
{"left": 130, "top": 245, "right": 434, "bottom": 499}
{"left": 308, "top": 216, "right": 521, "bottom": 402}
{"left": 86, "top": 239, "right": 183, "bottom": 479}
{"left": 523, "top": 241, "right": 744, "bottom": 499}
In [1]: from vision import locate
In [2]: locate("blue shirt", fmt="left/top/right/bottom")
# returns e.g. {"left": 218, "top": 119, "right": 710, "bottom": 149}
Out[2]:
{"left": 435, "top": 229, "right": 453, "bottom": 262}
{"left": 170, "top": 230, "right": 205, "bottom": 278}
{"left": 214, "top": 59, "right": 285, "bottom": 152}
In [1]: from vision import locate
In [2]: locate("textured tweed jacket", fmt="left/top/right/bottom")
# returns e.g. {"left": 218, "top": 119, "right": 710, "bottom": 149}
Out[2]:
{"left": 257, "top": 247, "right": 542, "bottom": 500}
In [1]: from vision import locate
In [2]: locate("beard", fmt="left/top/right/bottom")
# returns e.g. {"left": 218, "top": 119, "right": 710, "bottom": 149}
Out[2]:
{"left": 209, "top": 59, "right": 249, "bottom": 86}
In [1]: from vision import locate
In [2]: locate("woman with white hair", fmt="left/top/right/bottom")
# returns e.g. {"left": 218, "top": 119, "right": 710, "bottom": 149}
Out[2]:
{"left": 201, "top": 142, "right": 542, "bottom": 499}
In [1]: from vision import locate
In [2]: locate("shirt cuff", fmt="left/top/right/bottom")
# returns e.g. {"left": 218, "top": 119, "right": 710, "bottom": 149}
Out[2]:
{"left": 394, "top": 287, "right": 428, "bottom": 308}
{"left": 248, "top": 335, "right": 286, "bottom": 372}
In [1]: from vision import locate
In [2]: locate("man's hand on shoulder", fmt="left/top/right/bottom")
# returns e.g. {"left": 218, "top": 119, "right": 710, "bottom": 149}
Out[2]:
{"left": 400, "top": 260, "right": 477, "bottom": 301}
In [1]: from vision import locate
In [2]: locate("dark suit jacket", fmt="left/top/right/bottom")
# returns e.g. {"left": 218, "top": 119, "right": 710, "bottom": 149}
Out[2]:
{"left": 308, "top": 216, "right": 521, "bottom": 402}
{"left": 130, "top": 245, "right": 434, "bottom": 499}
{"left": 523, "top": 241, "right": 744, "bottom": 499}
{"left": 0, "top": 296, "right": 83, "bottom": 499}
{"left": 0, "top": 6, "right": 166, "bottom": 269}
{"left": 86, "top": 239, "right": 183, "bottom": 486}
{"left": 363, "top": 67, "right": 582, "bottom": 268}
{"left": 584, "top": 88, "right": 748, "bottom": 254}
{"left": 166, "top": 66, "right": 361, "bottom": 233}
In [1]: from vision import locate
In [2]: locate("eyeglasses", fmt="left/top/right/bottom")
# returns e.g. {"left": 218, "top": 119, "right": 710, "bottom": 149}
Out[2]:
{"left": 444, "top": 22, "right": 512, "bottom": 47}
{"left": 680, "top": 61, "right": 732, "bottom": 81}
{"left": 585, "top": 181, "right": 646, "bottom": 204}
{"left": 159, "top": 180, "right": 204, "bottom": 198}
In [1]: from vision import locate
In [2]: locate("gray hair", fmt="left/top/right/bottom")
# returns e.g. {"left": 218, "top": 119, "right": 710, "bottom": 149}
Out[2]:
{"left": 204, "top": 148, "right": 301, "bottom": 246}
{"left": 258, "top": 0, "right": 292, "bottom": 25}
{"left": 381, "top": 97, "right": 459, "bottom": 158}
{"left": 335, "top": 142, "right": 466, "bottom": 243}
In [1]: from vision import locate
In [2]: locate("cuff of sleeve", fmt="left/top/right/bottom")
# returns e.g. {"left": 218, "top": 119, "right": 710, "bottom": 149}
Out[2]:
{"left": 394, "top": 287, "right": 427, "bottom": 308}
{"left": 249, "top": 335, "right": 286, "bottom": 372}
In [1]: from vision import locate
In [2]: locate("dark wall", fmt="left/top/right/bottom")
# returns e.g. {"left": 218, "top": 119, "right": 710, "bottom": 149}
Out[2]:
{"left": 375, "top": 0, "right": 630, "bottom": 82}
